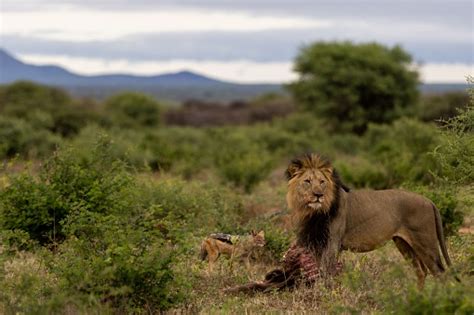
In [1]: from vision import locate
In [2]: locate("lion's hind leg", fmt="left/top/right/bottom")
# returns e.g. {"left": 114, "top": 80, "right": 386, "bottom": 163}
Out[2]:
{"left": 393, "top": 236, "right": 427, "bottom": 289}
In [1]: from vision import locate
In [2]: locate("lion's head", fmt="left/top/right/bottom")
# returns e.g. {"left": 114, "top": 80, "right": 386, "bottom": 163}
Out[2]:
{"left": 285, "top": 153, "right": 347, "bottom": 224}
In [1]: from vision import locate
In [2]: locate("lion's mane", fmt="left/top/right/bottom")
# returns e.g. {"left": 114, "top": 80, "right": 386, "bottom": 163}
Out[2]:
{"left": 285, "top": 153, "right": 349, "bottom": 254}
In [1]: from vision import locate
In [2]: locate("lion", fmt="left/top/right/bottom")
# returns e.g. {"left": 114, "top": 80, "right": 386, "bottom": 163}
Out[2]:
{"left": 285, "top": 153, "right": 452, "bottom": 288}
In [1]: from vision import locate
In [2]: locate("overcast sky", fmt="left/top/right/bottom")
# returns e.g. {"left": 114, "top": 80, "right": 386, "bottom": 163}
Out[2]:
{"left": 1, "top": 0, "right": 473, "bottom": 83}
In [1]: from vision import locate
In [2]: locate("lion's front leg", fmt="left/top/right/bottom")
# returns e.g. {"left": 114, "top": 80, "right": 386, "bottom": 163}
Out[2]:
{"left": 320, "top": 239, "right": 341, "bottom": 276}
{"left": 320, "top": 218, "right": 345, "bottom": 276}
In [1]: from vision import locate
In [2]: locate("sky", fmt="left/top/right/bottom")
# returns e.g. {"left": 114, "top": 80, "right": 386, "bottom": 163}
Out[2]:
{"left": 0, "top": 0, "right": 473, "bottom": 83}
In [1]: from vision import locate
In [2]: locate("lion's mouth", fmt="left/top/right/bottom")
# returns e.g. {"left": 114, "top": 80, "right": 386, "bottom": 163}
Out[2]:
{"left": 308, "top": 198, "right": 324, "bottom": 209}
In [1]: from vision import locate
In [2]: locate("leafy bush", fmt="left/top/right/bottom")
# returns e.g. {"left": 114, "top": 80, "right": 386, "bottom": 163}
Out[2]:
{"left": 0, "top": 116, "right": 63, "bottom": 159}
{"left": 0, "top": 136, "right": 134, "bottom": 245}
{"left": 363, "top": 118, "right": 440, "bottom": 187}
{"left": 0, "top": 81, "right": 71, "bottom": 119}
{"left": 0, "top": 117, "right": 33, "bottom": 158}
{"left": 140, "top": 127, "right": 213, "bottom": 174}
{"left": 405, "top": 184, "right": 463, "bottom": 235}
{"left": 289, "top": 41, "right": 419, "bottom": 134}
{"left": 382, "top": 280, "right": 473, "bottom": 314}
{"left": 0, "top": 251, "right": 61, "bottom": 314}
{"left": 335, "top": 156, "right": 387, "bottom": 189}
{"left": 105, "top": 92, "right": 162, "bottom": 128}
{"left": 433, "top": 103, "right": 474, "bottom": 185}
{"left": 141, "top": 177, "right": 243, "bottom": 236}
{"left": 417, "top": 91, "right": 470, "bottom": 122}
{"left": 214, "top": 131, "right": 275, "bottom": 192}
{"left": 50, "top": 211, "right": 182, "bottom": 312}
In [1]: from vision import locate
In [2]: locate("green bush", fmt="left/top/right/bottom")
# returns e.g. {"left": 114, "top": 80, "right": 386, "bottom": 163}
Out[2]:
{"left": 0, "top": 251, "right": 62, "bottom": 314}
{"left": 433, "top": 104, "right": 474, "bottom": 185}
{"left": 0, "top": 136, "right": 134, "bottom": 245}
{"left": 50, "top": 211, "right": 182, "bottom": 312}
{"left": 214, "top": 131, "right": 275, "bottom": 192}
{"left": 0, "top": 117, "right": 33, "bottom": 158}
{"left": 0, "top": 81, "right": 71, "bottom": 119}
{"left": 335, "top": 156, "right": 387, "bottom": 189}
{"left": 140, "top": 177, "right": 243, "bottom": 236}
{"left": 383, "top": 280, "right": 473, "bottom": 314}
{"left": 417, "top": 91, "right": 470, "bottom": 122}
{"left": 0, "top": 117, "right": 62, "bottom": 159}
{"left": 140, "top": 127, "right": 213, "bottom": 174}
{"left": 289, "top": 41, "right": 419, "bottom": 134}
{"left": 105, "top": 92, "right": 162, "bottom": 128}
{"left": 363, "top": 118, "right": 440, "bottom": 187}
{"left": 405, "top": 184, "right": 463, "bottom": 235}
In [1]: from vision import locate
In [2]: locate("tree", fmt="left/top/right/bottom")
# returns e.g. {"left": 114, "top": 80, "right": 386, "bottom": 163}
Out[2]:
{"left": 289, "top": 41, "right": 419, "bottom": 134}
{"left": 105, "top": 92, "right": 162, "bottom": 128}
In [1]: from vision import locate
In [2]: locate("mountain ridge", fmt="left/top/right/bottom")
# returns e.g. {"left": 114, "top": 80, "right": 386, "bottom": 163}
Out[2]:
{"left": 0, "top": 48, "right": 227, "bottom": 87}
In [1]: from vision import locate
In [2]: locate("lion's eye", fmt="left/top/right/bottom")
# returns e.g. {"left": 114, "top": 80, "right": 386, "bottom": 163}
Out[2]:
{"left": 320, "top": 179, "right": 325, "bottom": 184}
{"left": 304, "top": 179, "right": 311, "bottom": 184}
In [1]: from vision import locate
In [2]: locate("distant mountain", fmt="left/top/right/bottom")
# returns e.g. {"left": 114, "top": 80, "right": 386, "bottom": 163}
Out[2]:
{"left": 0, "top": 48, "right": 283, "bottom": 101}
{"left": 0, "top": 49, "right": 223, "bottom": 87}
{"left": 0, "top": 48, "right": 469, "bottom": 101}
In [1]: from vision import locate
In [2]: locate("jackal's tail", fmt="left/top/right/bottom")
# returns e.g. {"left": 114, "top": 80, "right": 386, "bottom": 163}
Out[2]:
{"left": 199, "top": 241, "right": 208, "bottom": 261}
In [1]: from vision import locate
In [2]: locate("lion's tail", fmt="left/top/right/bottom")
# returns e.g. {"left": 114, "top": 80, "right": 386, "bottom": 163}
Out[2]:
{"left": 432, "top": 203, "right": 452, "bottom": 267}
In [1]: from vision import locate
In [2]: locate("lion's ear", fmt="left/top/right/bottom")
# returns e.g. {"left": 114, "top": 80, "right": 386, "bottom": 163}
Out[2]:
{"left": 286, "top": 158, "right": 303, "bottom": 180}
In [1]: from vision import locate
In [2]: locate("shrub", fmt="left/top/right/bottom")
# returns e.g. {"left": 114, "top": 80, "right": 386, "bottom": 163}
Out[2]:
{"left": 289, "top": 41, "right": 419, "bottom": 134}
{"left": 433, "top": 103, "right": 474, "bottom": 185}
{"left": 417, "top": 91, "right": 470, "bottom": 122}
{"left": 335, "top": 156, "right": 387, "bottom": 189}
{"left": 363, "top": 118, "right": 440, "bottom": 187}
{"left": 0, "top": 81, "right": 71, "bottom": 119}
{"left": 382, "top": 280, "right": 473, "bottom": 314}
{"left": 105, "top": 92, "right": 162, "bottom": 128}
{"left": 0, "top": 117, "right": 33, "bottom": 158}
{"left": 50, "top": 211, "right": 182, "bottom": 312}
{"left": 140, "top": 177, "right": 243, "bottom": 236}
{"left": 0, "top": 117, "right": 62, "bottom": 159}
{"left": 0, "top": 251, "right": 60, "bottom": 314}
{"left": 214, "top": 131, "right": 275, "bottom": 192}
{"left": 0, "top": 136, "right": 134, "bottom": 245}
{"left": 405, "top": 184, "right": 463, "bottom": 235}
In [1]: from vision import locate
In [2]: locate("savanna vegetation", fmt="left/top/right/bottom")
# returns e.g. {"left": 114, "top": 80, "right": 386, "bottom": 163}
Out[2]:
{"left": 0, "top": 42, "right": 472, "bottom": 314}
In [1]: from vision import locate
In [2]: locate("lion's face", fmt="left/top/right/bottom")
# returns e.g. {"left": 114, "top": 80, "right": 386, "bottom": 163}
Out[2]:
{"left": 286, "top": 154, "right": 337, "bottom": 217}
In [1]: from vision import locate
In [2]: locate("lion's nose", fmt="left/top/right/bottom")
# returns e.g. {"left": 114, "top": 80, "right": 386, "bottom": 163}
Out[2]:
{"left": 314, "top": 192, "right": 323, "bottom": 198}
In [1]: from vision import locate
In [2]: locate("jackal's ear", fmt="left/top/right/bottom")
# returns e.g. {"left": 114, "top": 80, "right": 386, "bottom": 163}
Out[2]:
{"left": 257, "top": 230, "right": 265, "bottom": 238}
{"left": 286, "top": 158, "right": 303, "bottom": 180}
{"left": 250, "top": 230, "right": 256, "bottom": 236}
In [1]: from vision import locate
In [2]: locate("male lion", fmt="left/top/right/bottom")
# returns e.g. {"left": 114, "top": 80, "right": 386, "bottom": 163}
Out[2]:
{"left": 286, "top": 153, "right": 452, "bottom": 288}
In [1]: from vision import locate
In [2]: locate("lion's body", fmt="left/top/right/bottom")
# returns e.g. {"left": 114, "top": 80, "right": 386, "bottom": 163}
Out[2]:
{"left": 286, "top": 154, "right": 451, "bottom": 287}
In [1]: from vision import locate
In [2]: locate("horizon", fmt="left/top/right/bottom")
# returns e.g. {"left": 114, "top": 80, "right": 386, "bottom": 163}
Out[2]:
{"left": 1, "top": 1, "right": 473, "bottom": 84}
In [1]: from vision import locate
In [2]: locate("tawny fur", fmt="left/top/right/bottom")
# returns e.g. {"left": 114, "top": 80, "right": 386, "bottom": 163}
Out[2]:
{"left": 286, "top": 153, "right": 452, "bottom": 288}
{"left": 200, "top": 231, "right": 265, "bottom": 272}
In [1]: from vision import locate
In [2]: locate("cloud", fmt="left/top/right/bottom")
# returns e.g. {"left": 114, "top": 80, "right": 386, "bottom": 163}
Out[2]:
{"left": 2, "top": 1, "right": 472, "bottom": 82}
{"left": 1, "top": 9, "right": 331, "bottom": 41}
{"left": 3, "top": 27, "right": 472, "bottom": 64}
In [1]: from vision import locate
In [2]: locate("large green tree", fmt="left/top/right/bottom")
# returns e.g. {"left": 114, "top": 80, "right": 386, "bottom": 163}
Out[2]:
{"left": 289, "top": 42, "right": 419, "bottom": 134}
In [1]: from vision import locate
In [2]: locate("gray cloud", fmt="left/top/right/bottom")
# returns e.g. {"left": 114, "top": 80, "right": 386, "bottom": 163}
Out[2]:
{"left": 2, "top": 1, "right": 472, "bottom": 65}
{"left": 2, "top": 27, "right": 472, "bottom": 64}
{"left": 4, "top": 0, "right": 472, "bottom": 30}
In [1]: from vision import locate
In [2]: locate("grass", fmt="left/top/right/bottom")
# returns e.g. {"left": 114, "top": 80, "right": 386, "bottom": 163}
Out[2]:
{"left": 171, "top": 222, "right": 473, "bottom": 314}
